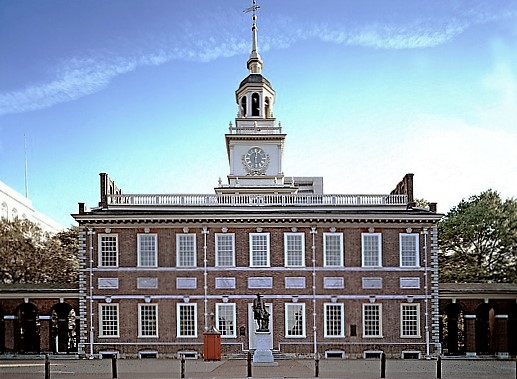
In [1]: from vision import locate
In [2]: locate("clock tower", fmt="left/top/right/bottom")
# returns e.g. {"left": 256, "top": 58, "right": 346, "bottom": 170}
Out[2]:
{"left": 216, "top": 1, "right": 295, "bottom": 195}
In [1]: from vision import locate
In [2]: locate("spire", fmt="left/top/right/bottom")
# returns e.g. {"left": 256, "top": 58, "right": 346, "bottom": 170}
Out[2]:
{"left": 244, "top": 0, "right": 263, "bottom": 74}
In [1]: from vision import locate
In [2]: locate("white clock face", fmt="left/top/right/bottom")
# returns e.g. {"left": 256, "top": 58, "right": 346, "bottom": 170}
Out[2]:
{"left": 245, "top": 147, "right": 267, "bottom": 169}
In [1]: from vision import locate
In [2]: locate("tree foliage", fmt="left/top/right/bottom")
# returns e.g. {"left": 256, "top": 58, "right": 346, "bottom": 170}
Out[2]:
{"left": 439, "top": 190, "right": 517, "bottom": 283}
{"left": 0, "top": 218, "right": 79, "bottom": 284}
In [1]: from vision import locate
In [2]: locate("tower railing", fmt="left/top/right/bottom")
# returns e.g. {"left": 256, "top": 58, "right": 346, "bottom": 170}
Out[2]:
{"left": 105, "top": 193, "right": 408, "bottom": 207}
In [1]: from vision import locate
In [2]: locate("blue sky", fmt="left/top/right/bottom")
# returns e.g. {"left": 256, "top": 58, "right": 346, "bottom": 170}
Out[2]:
{"left": 1, "top": 0, "right": 517, "bottom": 227}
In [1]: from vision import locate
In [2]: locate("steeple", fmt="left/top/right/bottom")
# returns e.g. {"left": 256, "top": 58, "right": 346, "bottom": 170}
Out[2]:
{"left": 245, "top": 0, "right": 263, "bottom": 74}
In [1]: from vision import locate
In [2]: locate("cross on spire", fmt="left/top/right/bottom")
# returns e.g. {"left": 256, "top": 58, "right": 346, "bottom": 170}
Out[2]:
{"left": 244, "top": 0, "right": 262, "bottom": 74}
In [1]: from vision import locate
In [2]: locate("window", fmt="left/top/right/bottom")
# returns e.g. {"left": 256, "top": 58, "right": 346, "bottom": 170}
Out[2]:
{"left": 285, "top": 303, "right": 306, "bottom": 338}
{"left": 138, "top": 304, "right": 158, "bottom": 337}
{"left": 250, "top": 233, "right": 270, "bottom": 267}
{"left": 323, "top": 233, "right": 343, "bottom": 267}
{"left": 401, "top": 304, "right": 420, "bottom": 337}
{"left": 324, "top": 303, "right": 345, "bottom": 337}
{"left": 99, "top": 304, "right": 119, "bottom": 337}
{"left": 138, "top": 234, "right": 157, "bottom": 267}
{"left": 362, "top": 233, "right": 382, "bottom": 267}
{"left": 177, "top": 234, "right": 196, "bottom": 267}
{"left": 363, "top": 304, "right": 382, "bottom": 337}
{"left": 1, "top": 202, "right": 7, "bottom": 219}
{"left": 98, "top": 234, "right": 118, "bottom": 267}
{"left": 216, "top": 303, "right": 236, "bottom": 338}
{"left": 215, "top": 233, "right": 235, "bottom": 267}
{"left": 284, "top": 233, "right": 305, "bottom": 267}
{"left": 251, "top": 92, "right": 260, "bottom": 116}
{"left": 400, "top": 233, "right": 419, "bottom": 267}
{"left": 177, "top": 303, "right": 197, "bottom": 338}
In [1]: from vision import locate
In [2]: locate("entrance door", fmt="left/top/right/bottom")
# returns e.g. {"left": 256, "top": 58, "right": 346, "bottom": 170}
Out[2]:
{"left": 15, "top": 303, "right": 40, "bottom": 353}
{"left": 50, "top": 303, "right": 77, "bottom": 353}
{"left": 248, "top": 303, "right": 272, "bottom": 350}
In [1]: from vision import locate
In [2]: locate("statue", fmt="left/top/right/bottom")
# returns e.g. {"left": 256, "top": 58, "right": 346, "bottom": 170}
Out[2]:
{"left": 253, "top": 294, "right": 270, "bottom": 332}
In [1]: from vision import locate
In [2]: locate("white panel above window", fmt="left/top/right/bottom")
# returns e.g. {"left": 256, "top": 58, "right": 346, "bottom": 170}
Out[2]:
{"left": 400, "top": 277, "right": 421, "bottom": 289}
{"left": 324, "top": 277, "right": 345, "bottom": 289}
{"left": 362, "top": 277, "right": 382, "bottom": 289}
{"left": 176, "top": 277, "right": 197, "bottom": 289}
{"left": 285, "top": 277, "right": 306, "bottom": 289}
{"left": 98, "top": 278, "right": 119, "bottom": 289}
{"left": 248, "top": 277, "right": 273, "bottom": 289}
{"left": 215, "top": 277, "right": 236, "bottom": 289}
{"left": 137, "top": 277, "right": 158, "bottom": 289}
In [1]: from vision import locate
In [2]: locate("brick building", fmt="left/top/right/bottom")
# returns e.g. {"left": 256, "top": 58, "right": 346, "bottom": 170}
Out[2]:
{"left": 72, "top": 10, "right": 442, "bottom": 359}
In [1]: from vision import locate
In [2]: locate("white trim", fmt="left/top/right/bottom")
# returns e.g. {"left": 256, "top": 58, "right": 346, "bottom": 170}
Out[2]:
{"left": 323, "top": 232, "right": 344, "bottom": 267}
{"left": 284, "top": 232, "right": 305, "bottom": 267}
{"left": 98, "top": 234, "right": 118, "bottom": 268}
{"left": 362, "top": 303, "right": 383, "bottom": 338}
{"left": 400, "top": 303, "right": 421, "bottom": 338}
{"left": 215, "top": 303, "right": 237, "bottom": 338}
{"left": 176, "top": 233, "right": 197, "bottom": 268}
{"left": 285, "top": 302, "right": 306, "bottom": 338}
{"left": 361, "top": 233, "right": 382, "bottom": 267}
{"left": 137, "top": 233, "right": 158, "bottom": 267}
{"left": 98, "top": 303, "right": 119, "bottom": 338}
{"left": 215, "top": 233, "right": 235, "bottom": 267}
{"left": 138, "top": 303, "right": 159, "bottom": 338}
{"left": 176, "top": 303, "right": 197, "bottom": 338}
{"left": 323, "top": 302, "right": 345, "bottom": 338}
{"left": 249, "top": 232, "right": 270, "bottom": 267}
{"left": 399, "top": 233, "right": 420, "bottom": 267}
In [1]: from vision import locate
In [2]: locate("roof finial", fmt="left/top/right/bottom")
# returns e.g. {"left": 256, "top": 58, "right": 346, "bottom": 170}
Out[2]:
{"left": 244, "top": 0, "right": 263, "bottom": 74}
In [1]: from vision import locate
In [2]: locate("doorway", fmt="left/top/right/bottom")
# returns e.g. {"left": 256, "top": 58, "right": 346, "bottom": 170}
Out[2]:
{"left": 15, "top": 303, "right": 40, "bottom": 353}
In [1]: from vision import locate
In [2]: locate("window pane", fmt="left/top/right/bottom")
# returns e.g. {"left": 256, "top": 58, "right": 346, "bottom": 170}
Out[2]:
{"left": 362, "top": 234, "right": 381, "bottom": 267}
{"left": 401, "top": 304, "right": 419, "bottom": 337}
{"left": 400, "top": 234, "right": 418, "bottom": 267}
{"left": 216, "top": 234, "right": 235, "bottom": 267}
{"left": 285, "top": 233, "right": 304, "bottom": 267}
{"left": 325, "top": 304, "right": 344, "bottom": 337}
{"left": 100, "top": 235, "right": 118, "bottom": 267}
{"left": 178, "top": 304, "right": 196, "bottom": 337}
{"left": 138, "top": 234, "right": 157, "bottom": 267}
{"left": 177, "top": 234, "right": 196, "bottom": 267}
{"left": 139, "top": 304, "right": 158, "bottom": 337}
{"left": 250, "top": 234, "right": 269, "bottom": 267}
{"left": 324, "top": 234, "right": 342, "bottom": 266}
{"left": 363, "top": 304, "right": 381, "bottom": 337}
{"left": 216, "top": 304, "right": 236, "bottom": 337}
{"left": 286, "top": 304, "right": 305, "bottom": 337}
{"left": 100, "top": 304, "right": 118, "bottom": 337}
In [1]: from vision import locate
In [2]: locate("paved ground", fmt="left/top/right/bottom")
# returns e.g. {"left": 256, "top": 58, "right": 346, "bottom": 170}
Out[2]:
{"left": 0, "top": 357, "right": 515, "bottom": 379}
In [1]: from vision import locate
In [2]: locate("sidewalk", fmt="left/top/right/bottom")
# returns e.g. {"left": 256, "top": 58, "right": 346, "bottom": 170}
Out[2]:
{"left": 0, "top": 357, "right": 515, "bottom": 379}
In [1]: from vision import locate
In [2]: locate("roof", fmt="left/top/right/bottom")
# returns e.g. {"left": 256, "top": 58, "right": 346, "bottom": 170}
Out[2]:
{"left": 238, "top": 74, "right": 272, "bottom": 88}
{"left": 440, "top": 283, "right": 517, "bottom": 296}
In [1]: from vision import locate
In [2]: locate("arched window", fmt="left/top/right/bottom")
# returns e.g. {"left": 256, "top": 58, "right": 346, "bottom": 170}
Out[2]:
{"left": 265, "top": 97, "right": 271, "bottom": 118}
{"left": 252, "top": 93, "right": 260, "bottom": 117}
{"left": 1, "top": 202, "right": 7, "bottom": 219}
{"left": 240, "top": 96, "right": 247, "bottom": 117}
{"left": 12, "top": 208, "right": 18, "bottom": 220}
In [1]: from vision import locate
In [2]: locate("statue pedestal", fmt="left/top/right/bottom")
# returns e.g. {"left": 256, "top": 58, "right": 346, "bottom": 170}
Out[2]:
{"left": 252, "top": 331, "right": 277, "bottom": 366}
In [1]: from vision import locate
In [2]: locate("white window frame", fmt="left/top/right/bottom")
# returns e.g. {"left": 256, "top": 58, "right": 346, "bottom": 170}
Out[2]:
{"left": 98, "top": 234, "right": 118, "bottom": 267}
{"left": 284, "top": 232, "right": 305, "bottom": 267}
{"left": 324, "top": 303, "right": 345, "bottom": 338}
{"left": 362, "top": 303, "right": 383, "bottom": 338}
{"left": 176, "top": 233, "right": 197, "bottom": 268}
{"left": 361, "top": 233, "right": 382, "bottom": 267}
{"left": 98, "top": 303, "right": 119, "bottom": 338}
{"left": 249, "top": 233, "right": 270, "bottom": 267}
{"left": 215, "top": 303, "right": 236, "bottom": 338}
{"left": 323, "top": 233, "right": 344, "bottom": 267}
{"left": 400, "top": 303, "right": 421, "bottom": 338}
{"left": 137, "top": 233, "right": 158, "bottom": 267}
{"left": 400, "top": 233, "right": 420, "bottom": 267}
{"left": 285, "top": 303, "right": 306, "bottom": 338}
{"left": 215, "top": 233, "right": 235, "bottom": 267}
{"left": 176, "top": 303, "right": 197, "bottom": 338}
{"left": 138, "top": 303, "right": 158, "bottom": 338}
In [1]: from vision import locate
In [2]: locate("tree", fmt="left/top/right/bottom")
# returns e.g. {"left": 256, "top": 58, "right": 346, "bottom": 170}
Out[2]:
{"left": 439, "top": 190, "right": 517, "bottom": 283}
{"left": 0, "top": 218, "right": 78, "bottom": 284}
